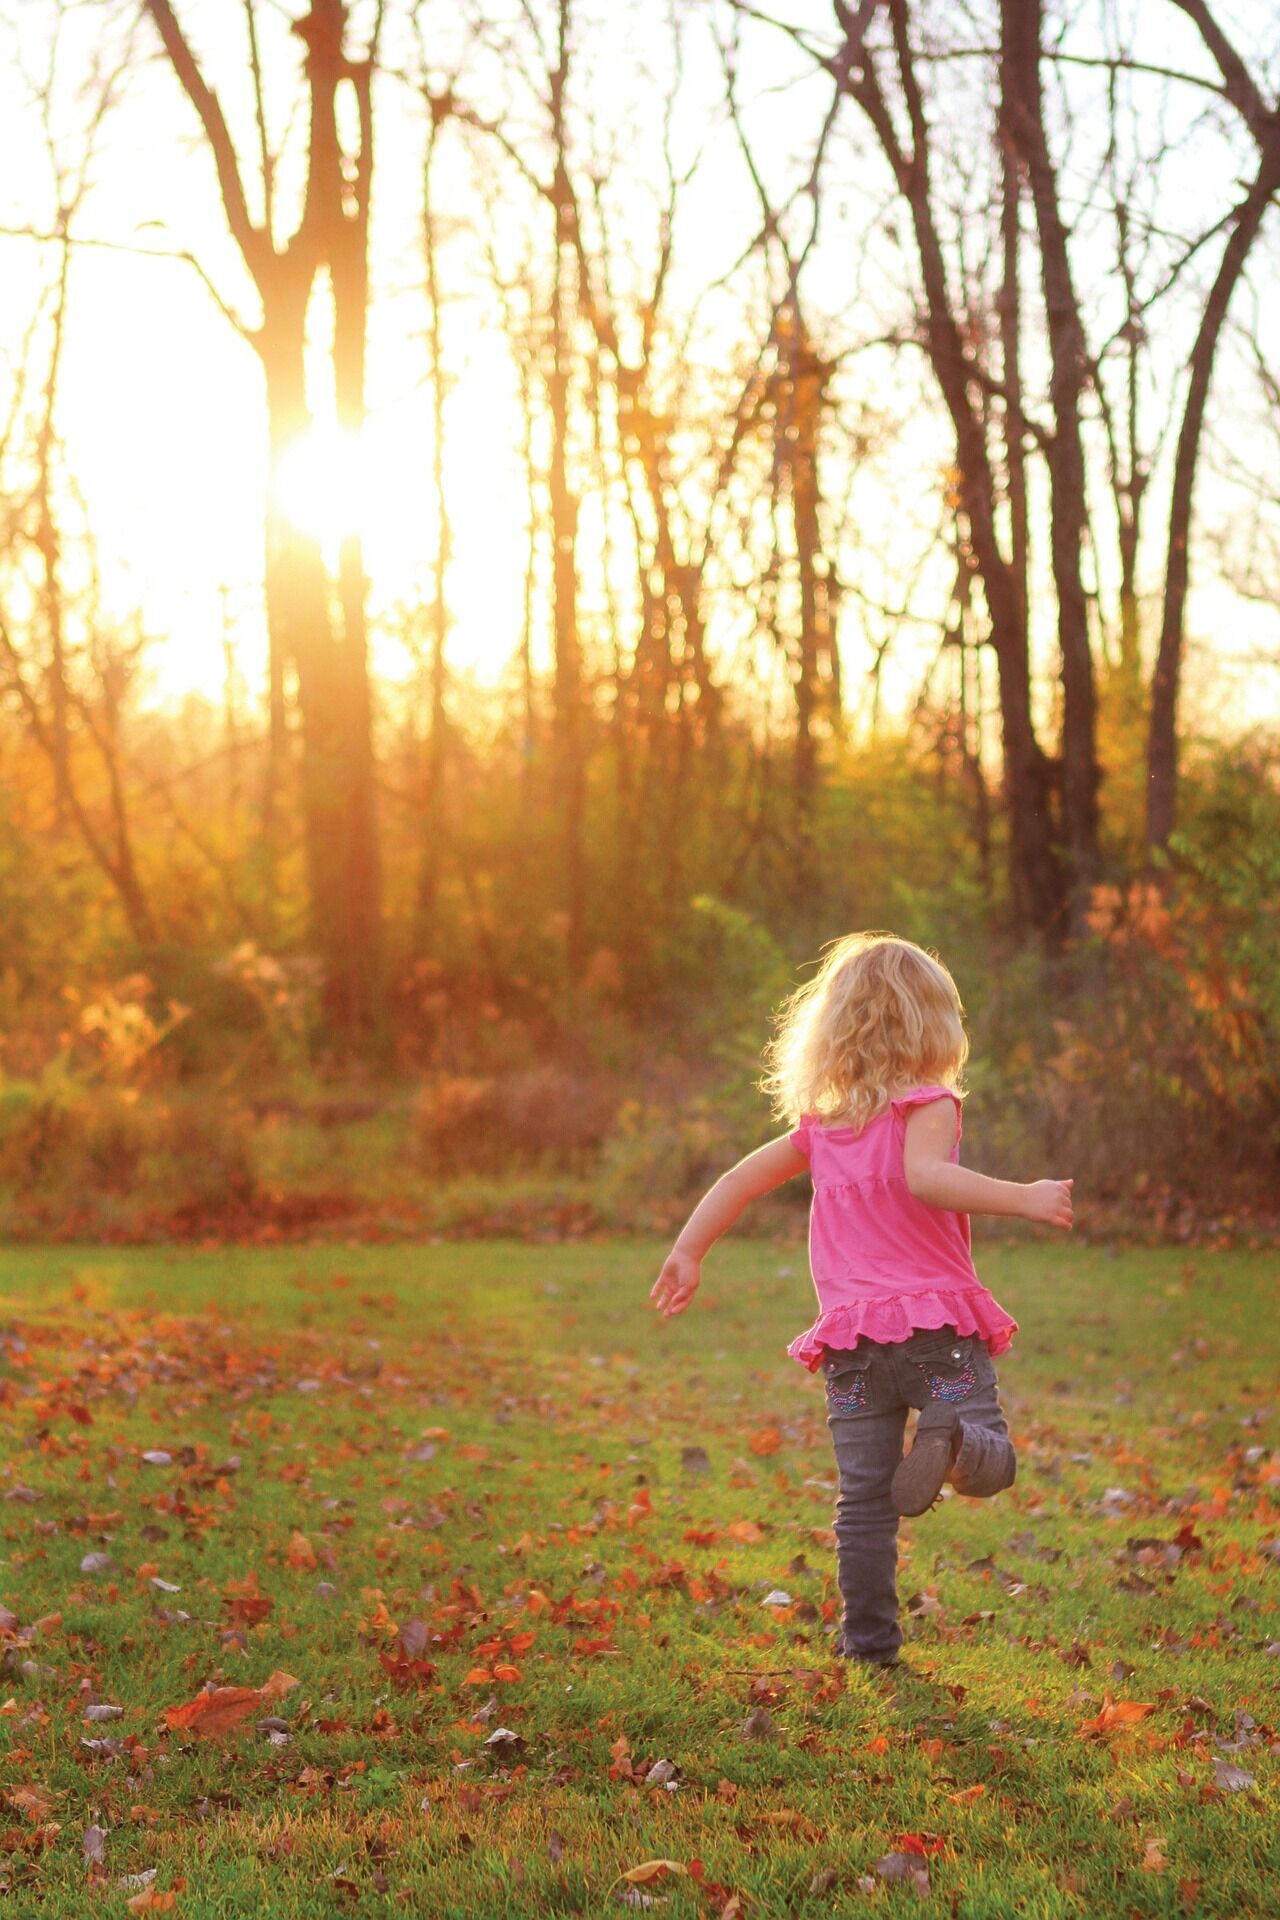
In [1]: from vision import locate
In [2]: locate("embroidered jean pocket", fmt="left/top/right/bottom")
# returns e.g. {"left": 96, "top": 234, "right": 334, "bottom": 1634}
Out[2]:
{"left": 911, "top": 1338, "right": 979, "bottom": 1404}
{"left": 824, "top": 1355, "right": 871, "bottom": 1414}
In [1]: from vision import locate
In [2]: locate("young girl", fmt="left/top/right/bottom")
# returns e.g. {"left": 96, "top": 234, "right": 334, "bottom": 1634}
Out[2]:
{"left": 650, "top": 932, "right": 1072, "bottom": 1670}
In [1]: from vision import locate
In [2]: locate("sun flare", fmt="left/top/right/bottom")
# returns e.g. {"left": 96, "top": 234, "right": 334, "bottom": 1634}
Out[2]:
{"left": 271, "top": 423, "right": 366, "bottom": 547}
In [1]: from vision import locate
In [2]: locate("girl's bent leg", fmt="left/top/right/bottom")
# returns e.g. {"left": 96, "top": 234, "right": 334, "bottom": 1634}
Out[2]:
{"left": 822, "top": 1351, "right": 908, "bottom": 1665}
{"left": 891, "top": 1328, "right": 1016, "bottom": 1500}
{"left": 947, "top": 1366, "right": 1016, "bottom": 1498}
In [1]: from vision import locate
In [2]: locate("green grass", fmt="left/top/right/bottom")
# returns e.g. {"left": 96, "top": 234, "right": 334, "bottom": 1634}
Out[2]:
{"left": 0, "top": 1238, "right": 1275, "bottom": 1916}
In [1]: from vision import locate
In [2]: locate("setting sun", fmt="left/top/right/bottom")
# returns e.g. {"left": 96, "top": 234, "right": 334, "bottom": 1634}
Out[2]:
{"left": 271, "top": 422, "right": 366, "bottom": 548}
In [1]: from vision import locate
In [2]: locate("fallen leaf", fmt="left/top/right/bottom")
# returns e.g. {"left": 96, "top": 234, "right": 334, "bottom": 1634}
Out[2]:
{"left": 620, "top": 1859, "right": 688, "bottom": 1885}
{"left": 725, "top": 1520, "right": 765, "bottom": 1545}
{"left": 875, "top": 1851, "right": 930, "bottom": 1894}
{"left": 1077, "top": 1692, "right": 1157, "bottom": 1737}
{"left": 740, "top": 1705, "right": 779, "bottom": 1740}
{"left": 162, "top": 1670, "right": 298, "bottom": 1738}
{"left": 220, "top": 1572, "right": 273, "bottom": 1627}
{"left": 1211, "top": 1759, "right": 1256, "bottom": 1793}
{"left": 892, "top": 1831, "right": 945, "bottom": 1857}
{"left": 755, "top": 1809, "right": 820, "bottom": 1840}
{"left": 6, "top": 1784, "right": 57, "bottom": 1822}
{"left": 1142, "top": 1836, "right": 1167, "bottom": 1873}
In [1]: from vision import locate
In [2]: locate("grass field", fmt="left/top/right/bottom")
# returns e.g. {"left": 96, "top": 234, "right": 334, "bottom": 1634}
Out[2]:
{"left": 0, "top": 1238, "right": 1275, "bottom": 1916}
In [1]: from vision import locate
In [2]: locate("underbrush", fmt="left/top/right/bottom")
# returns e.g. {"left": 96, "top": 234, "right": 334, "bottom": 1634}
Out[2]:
{"left": 2, "top": 751, "right": 1278, "bottom": 1246}
{"left": 0, "top": 1059, "right": 1273, "bottom": 1248}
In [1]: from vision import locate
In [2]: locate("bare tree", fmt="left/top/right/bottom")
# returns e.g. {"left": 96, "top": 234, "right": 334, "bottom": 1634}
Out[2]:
{"left": 1000, "top": 0, "right": 1099, "bottom": 914}
{"left": 0, "top": 5, "right": 156, "bottom": 944}
{"left": 1144, "top": 0, "right": 1280, "bottom": 856}
{"left": 140, "top": 0, "right": 386, "bottom": 1046}
{"left": 826, "top": 0, "right": 1064, "bottom": 931}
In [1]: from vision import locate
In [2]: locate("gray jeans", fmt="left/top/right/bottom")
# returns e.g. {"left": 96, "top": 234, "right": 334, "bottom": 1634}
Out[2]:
{"left": 821, "top": 1324, "right": 1017, "bottom": 1664}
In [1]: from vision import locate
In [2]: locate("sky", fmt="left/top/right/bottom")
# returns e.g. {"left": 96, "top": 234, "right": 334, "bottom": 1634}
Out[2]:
{"left": 0, "top": 0, "right": 1276, "bottom": 738}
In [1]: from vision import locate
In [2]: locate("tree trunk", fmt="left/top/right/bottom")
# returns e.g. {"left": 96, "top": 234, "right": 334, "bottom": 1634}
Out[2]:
{"left": 1146, "top": 156, "right": 1280, "bottom": 854}
{"left": 1001, "top": 0, "right": 1099, "bottom": 918}
{"left": 35, "top": 226, "right": 73, "bottom": 826}
{"left": 143, "top": 0, "right": 385, "bottom": 1048}
{"left": 840, "top": 1, "right": 1063, "bottom": 934}
{"left": 413, "top": 108, "right": 452, "bottom": 951}
{"left": 547, "top": 10, "right": 586, "bottom": 985}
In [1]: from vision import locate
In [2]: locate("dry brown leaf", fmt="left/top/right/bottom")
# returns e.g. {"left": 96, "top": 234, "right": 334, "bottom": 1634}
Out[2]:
{"left": 621, "top": 1860, "right": 689, "bottom": 1885}
{"left": 6, "top": 1784, "right": 57, "bottom": 1822}
{"left": 1077, "top": 1691, "right": 1157, "bottom": 1736}
{"left": 163, "top": 1669, "right": 298, "bottom": 1738}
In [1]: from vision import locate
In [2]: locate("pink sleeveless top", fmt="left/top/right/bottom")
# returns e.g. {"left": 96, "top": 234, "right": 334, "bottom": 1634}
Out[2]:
{"left": 785, "top": 1085, "right": 1018, "bottom": 1372}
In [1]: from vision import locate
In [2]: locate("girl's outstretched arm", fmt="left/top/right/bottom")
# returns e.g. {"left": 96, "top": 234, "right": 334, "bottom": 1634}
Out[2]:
{"left": 903, "top": 1098, "right": 1073, "bottom": 1227}
{"left": 650, "top": 1134, "right": 809, "bottom": 1320}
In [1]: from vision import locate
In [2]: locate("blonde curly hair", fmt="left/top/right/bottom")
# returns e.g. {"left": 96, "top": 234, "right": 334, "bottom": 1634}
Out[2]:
{"left": 760, "top": 932, "right": 968, "bottom": 1133}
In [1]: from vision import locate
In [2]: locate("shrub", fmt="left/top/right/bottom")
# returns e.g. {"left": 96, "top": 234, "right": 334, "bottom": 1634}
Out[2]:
{"left": 0, "top": 1072, "right": 257, "bottom": 1216}
{"left": 0, "top": 1075, "right": 81, "bottom": 1186}
{"left": 412, "top": 1067, "right": 619, "bottom": 1175}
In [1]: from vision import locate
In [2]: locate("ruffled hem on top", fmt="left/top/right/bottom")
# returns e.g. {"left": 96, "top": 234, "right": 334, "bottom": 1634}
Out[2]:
{"left": 787, "top": 1290, "right": 1018, "bottom": 1373}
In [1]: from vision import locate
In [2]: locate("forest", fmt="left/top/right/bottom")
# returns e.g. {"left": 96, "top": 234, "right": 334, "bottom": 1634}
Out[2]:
{"left": 0, "top": 0, "right": 1277, "bottom": 1239}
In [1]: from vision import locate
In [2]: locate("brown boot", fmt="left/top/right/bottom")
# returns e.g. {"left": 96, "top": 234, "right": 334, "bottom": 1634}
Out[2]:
{"left": 891, "top": 1404, "right": 962, "bottom": 1517}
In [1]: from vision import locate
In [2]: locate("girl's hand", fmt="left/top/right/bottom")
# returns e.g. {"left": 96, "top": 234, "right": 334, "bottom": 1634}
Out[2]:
{"left": 1022, "top": 1178, "right": 1074, "bottom": 1228}
{"left": 650, "top": 1248, "right": 701, "bottom": 1319}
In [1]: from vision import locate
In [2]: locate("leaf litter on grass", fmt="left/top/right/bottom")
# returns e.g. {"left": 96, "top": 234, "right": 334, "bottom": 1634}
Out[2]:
{"left": 0, "top": 1240, "right": 1275, "bottom": 1914}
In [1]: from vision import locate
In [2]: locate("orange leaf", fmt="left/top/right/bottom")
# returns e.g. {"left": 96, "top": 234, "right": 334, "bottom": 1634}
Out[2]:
{"left": 947, "top": 1784, "right": 987, "bottom": 1805}
{"left": 865, "top": 1734, "right": 889, "bottom": 1755}
{"left": 893, "top": 1832, "right": 946, "bottom": 1857}
{"left": 285, "top": 1532, "right": 317, "bottom": 1570}
{"left": 162, "top": 1669, "right": 297, "bottom": 1738}
{"left": 6, "top": 1784, "right": 56, "bottom": 1822}
{"left": 127, "top": 1895, "right": 176, "bottom": 1914}
{"left": 492, "top": 1663, "right": 522, "bottom": 1683}
{"left": 748, "top": 1427, "right": 782, "bottom": 1456}
{"left": 1077, "top": 1692, "right": 1157, "bottom": 1737}
{"left": 626, "top": 1486, "right": 653, "bottom": 1527}
{"left": 725, "top": 1520, "right": 765, "bottom": 1545}
{"left": 461, "top": 1668, "right": 493, "bottom": 1686}
{"left": 221, "top": 1571, "right": 273, "bottom": 1627}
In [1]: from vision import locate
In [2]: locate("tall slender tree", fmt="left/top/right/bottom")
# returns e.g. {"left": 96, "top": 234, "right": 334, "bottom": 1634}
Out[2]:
{"left": 141, "top": 0, "right": 386, "bottom": 1045}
